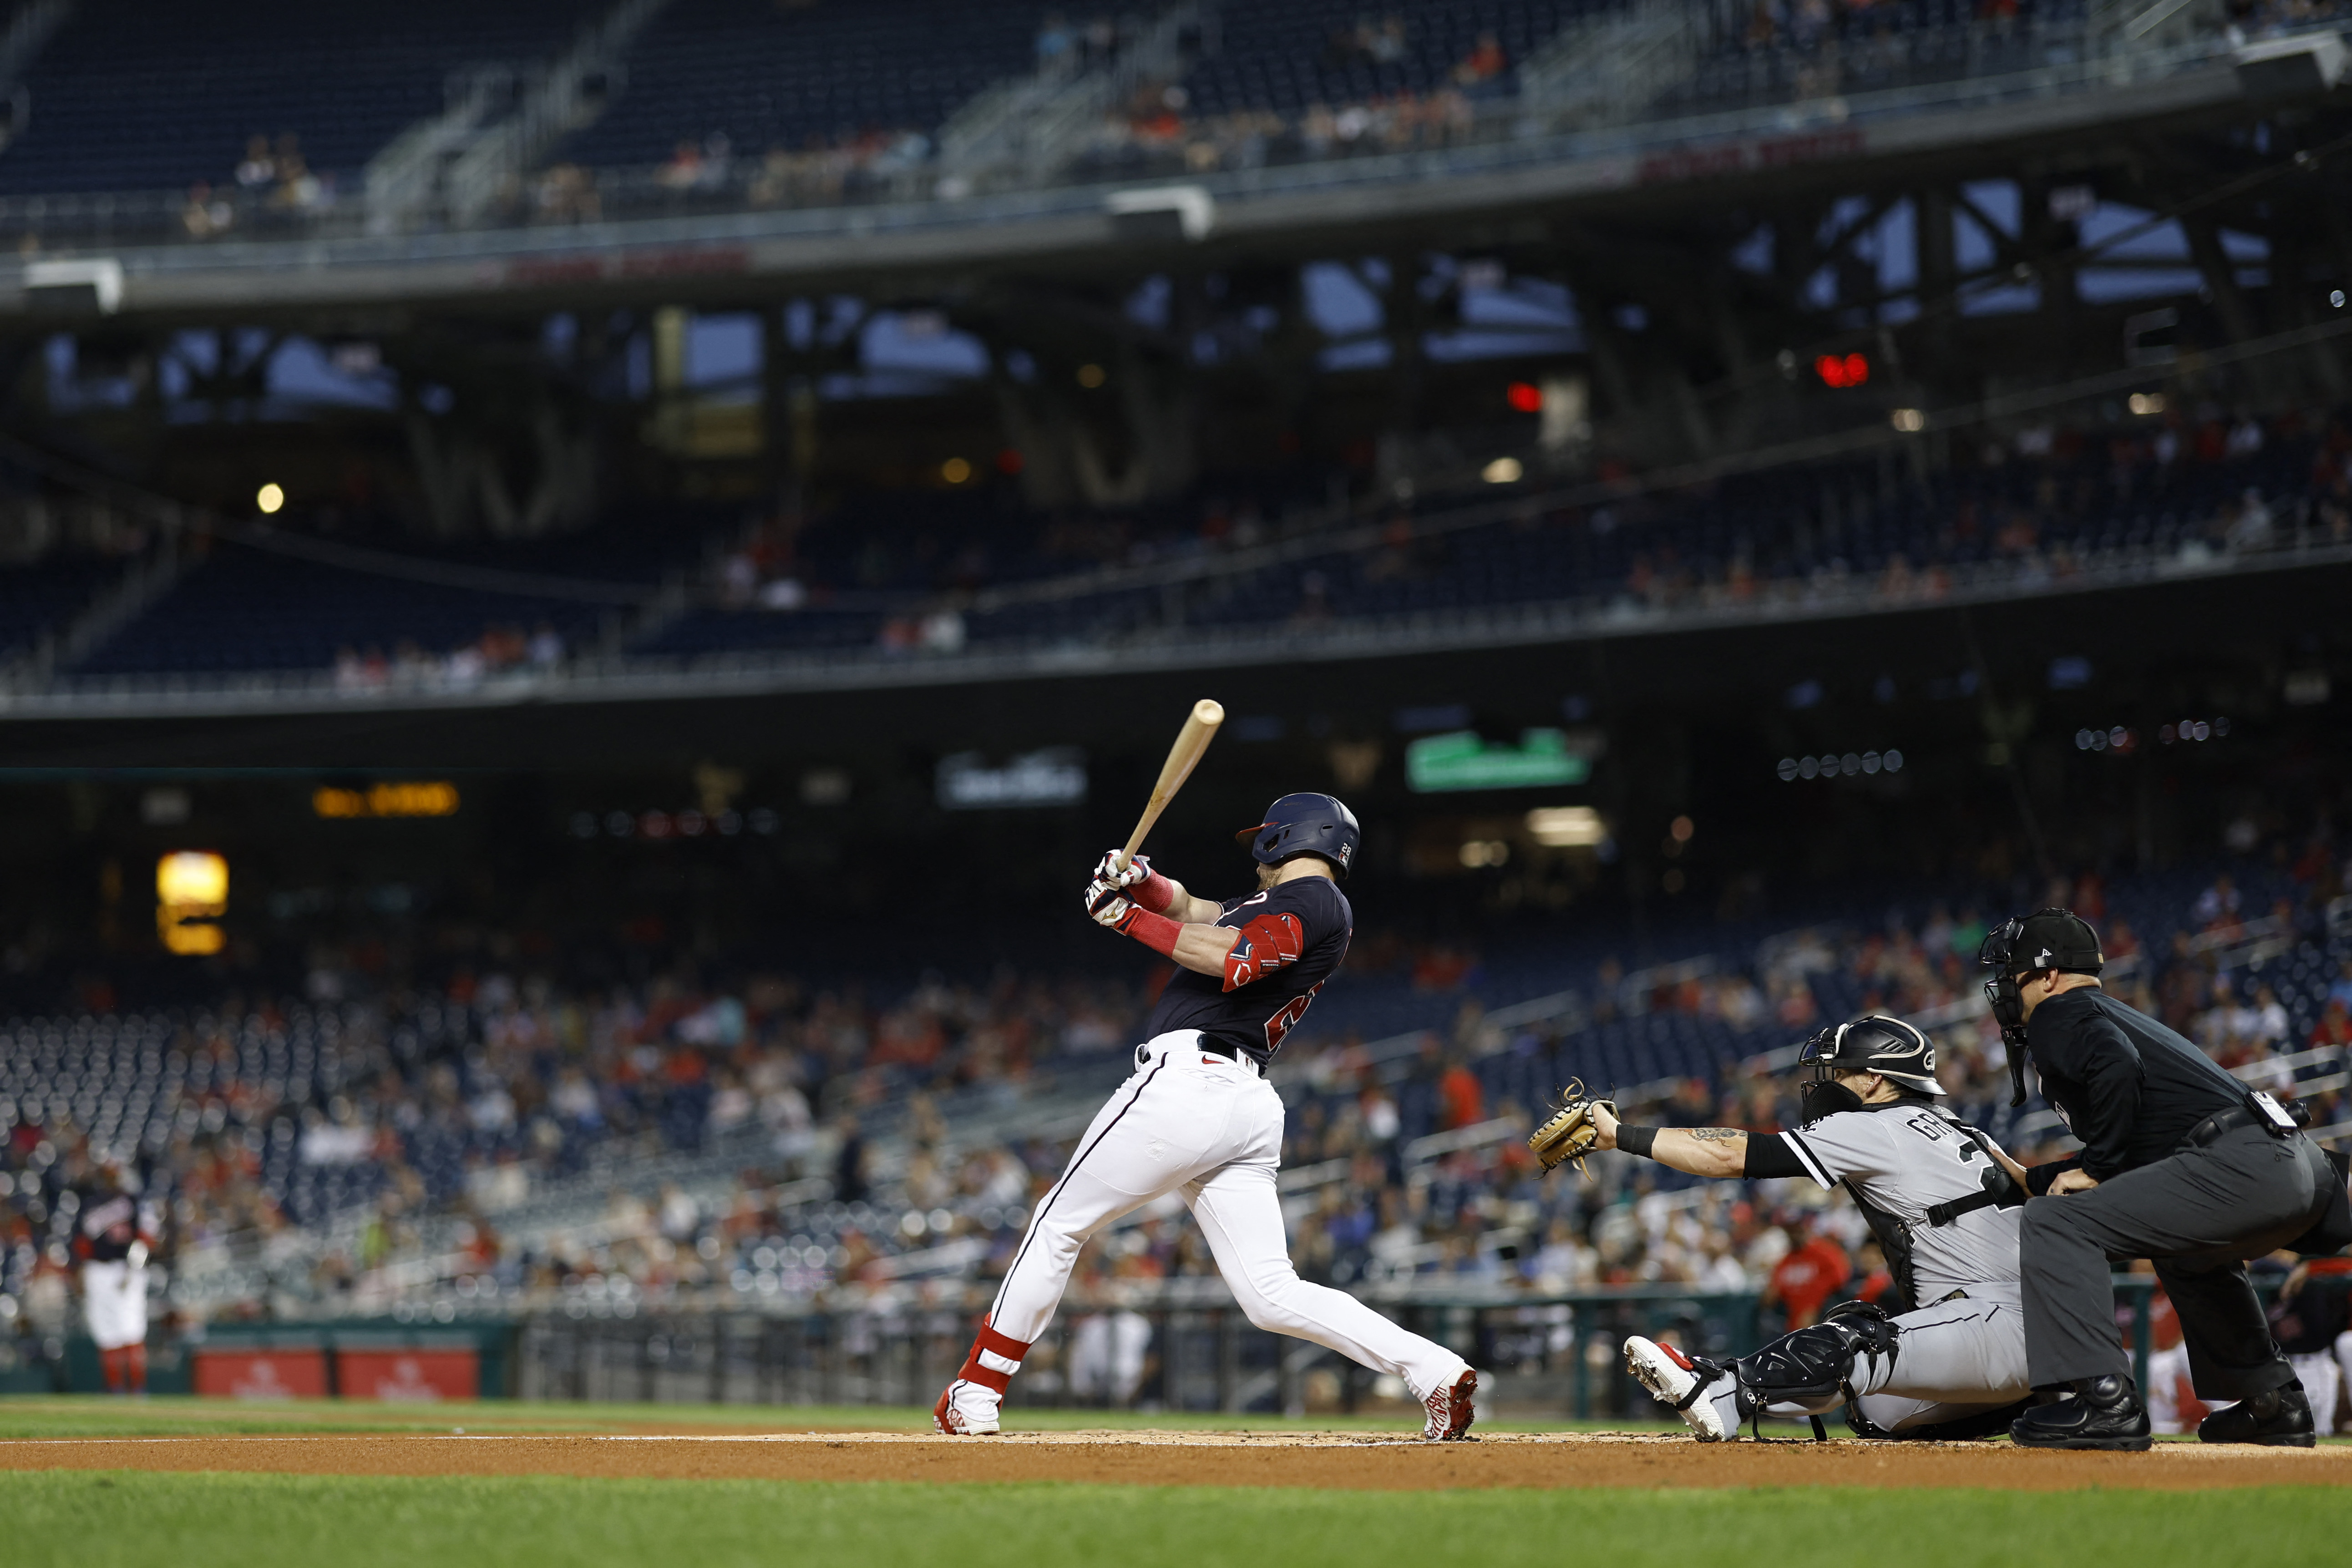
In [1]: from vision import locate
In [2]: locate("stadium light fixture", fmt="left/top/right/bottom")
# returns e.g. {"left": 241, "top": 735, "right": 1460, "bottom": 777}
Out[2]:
{"left": 1075, "top": 363, "right": 1106, "bottom": 389}
{"left": 1890, "top": 408, "right": 1926, "bottom": 433}
{"left": 2129, "top": 393, "right": 2166, "bottom": 415}
{"left": 1481, "top": 456, "right": 1523, "bottom": 484}
{"left": 1526, "top": 805, "right": 1606, "bottom": 847}
{"left": 256, "top": 483, "right": 285, "bottom": 514}
{"left": 156, "top": 851, "right": 228, "bottom": 956}
{"left": 941, "top": 457, "right": 972, "bottom": 484}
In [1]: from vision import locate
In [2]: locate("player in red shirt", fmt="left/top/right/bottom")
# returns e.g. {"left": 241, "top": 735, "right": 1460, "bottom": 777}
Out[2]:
{"left": 1761, "top": 1218, "right": 1851, "bottom": 1332}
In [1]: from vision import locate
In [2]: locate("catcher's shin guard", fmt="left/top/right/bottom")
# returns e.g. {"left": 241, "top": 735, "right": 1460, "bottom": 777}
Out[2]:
{"left": 1732, "top": 1305, "right": 1901, "bottom": 1411}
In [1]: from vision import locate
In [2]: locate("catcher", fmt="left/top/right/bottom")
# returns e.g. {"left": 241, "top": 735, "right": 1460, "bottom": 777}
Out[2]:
{"left": 1531, "top": 1015, "right": 2038, "bottom": 1441}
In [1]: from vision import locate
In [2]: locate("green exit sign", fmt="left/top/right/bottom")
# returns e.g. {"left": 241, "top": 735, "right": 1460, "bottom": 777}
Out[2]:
{"left": 1405, "top": 729, "right": 1593, "bottom": 792}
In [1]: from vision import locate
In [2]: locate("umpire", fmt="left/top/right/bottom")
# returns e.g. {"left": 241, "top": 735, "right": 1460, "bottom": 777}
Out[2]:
{"left": 1980, "top": 908, "right": 2351, "bottom": 1450}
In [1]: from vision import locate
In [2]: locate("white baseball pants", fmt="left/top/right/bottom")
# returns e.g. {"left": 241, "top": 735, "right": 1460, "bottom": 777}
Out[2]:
{"left": 81, "top": 1259, "right": 148, "bottom": 1351}
{"left": 987, "top": 1031, "right": 1467, "bottom": 1399}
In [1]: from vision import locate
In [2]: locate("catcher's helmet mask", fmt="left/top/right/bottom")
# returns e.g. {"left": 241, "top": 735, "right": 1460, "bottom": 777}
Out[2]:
{"left": 1796, "top": 1014, "right": 1946, "bottom": 1123}
{"left": 1977, "top": 908, "right": 2104, "bottom": 1106}
{"left": 1236, "top": 791, "right": 1360, "bottom": 876}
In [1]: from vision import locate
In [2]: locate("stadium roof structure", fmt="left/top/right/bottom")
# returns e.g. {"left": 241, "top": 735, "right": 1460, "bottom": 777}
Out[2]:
{"left": 0, "top": 29, "right": 2332, "bottom": 319}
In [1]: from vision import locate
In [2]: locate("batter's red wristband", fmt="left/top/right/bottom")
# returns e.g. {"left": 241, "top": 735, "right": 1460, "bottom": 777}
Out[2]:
{"left": 1132, "top": 868, "right": 1176, "bottom": 913}
{"left": 1120, "top": 907, "right": 1183, "bottom": 958}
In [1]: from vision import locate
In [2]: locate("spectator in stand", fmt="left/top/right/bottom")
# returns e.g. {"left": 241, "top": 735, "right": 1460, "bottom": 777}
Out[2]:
{"left": 1452, "top": 30, "right": 1506, "bottom": 86}
{"left": 234, "top": 135, "right": 275, "bottom": 190}
{"left": 2329, "top": 958, "right": 2352, "bottom": 1012}
{"left": 181, "top": 182, "right": 233, "bottom": 239}
{"left": 1757, "top": 1215, "right": 1849, "bottom": 1331}
{"left": 1850, "top": 1238, "right": 1901, "bottom": 1311}
{"left": 1437, "top": 1055, "right": 1484, "bottom": 1131}
{"left": 2192, "top": 872, "right": 2242, "bottom": 930}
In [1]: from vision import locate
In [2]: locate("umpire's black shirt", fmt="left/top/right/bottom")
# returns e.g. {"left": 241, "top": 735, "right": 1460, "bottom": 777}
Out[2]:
{"left": 2028, "top": 987, "right": 2246, "bottom": 1180}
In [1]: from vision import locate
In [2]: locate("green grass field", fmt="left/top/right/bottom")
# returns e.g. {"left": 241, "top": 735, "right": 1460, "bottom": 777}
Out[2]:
{"left": 7, "top": 1472, "right": 2352, "bottom": 1568}
{"left": 2, "top": 1396, "right": 2347, "bottom": 1568}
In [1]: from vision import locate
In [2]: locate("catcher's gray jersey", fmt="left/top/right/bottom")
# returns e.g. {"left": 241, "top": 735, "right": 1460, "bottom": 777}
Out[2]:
{"left": 1780, "top": 1103, "right": 2021, "bottom": 1301}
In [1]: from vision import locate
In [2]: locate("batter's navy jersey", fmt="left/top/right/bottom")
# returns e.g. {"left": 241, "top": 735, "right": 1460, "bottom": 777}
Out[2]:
{"left": 1144, "top": 875, "right": 1352, "bottom": 1064}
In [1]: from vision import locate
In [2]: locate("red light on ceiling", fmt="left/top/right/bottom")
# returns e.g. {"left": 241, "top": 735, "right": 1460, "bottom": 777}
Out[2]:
{"left": 1814, "top": 353, "right": 1870, "bottom": 389}
{"left": 1505, "top": 381, "right": 1543, "bottom": 413}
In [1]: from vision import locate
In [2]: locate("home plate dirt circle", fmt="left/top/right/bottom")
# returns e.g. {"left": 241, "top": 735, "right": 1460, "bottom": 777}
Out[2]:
{"left": 2, "top": 1430, "right": 2346, "bottom": 1491}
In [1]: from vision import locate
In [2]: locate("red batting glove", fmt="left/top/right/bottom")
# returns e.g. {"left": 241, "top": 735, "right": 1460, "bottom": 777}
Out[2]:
{"left": 1085, "top": 879, "right": 1181, "bottom": 957}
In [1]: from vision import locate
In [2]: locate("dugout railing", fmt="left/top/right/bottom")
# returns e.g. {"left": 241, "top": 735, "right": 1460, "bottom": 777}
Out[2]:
{"left": 507, "top": 1277, "right": 2164, "bottom": 1419}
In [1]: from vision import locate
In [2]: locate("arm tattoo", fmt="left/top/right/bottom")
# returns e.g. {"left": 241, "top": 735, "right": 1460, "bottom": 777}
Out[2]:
{"left": 1686, "top": 1127, "right": 1744, "bottom": 1143}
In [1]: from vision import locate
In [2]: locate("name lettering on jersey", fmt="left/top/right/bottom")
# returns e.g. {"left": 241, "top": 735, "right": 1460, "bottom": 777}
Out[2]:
{"left": 1903, "top": 1113, "right": 1950, "bottom": 1144}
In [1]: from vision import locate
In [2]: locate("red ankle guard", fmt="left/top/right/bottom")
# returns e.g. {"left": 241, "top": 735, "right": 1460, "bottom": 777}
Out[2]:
{"left": 957, "top": 1321, "right": 1033, "bottom": 1394}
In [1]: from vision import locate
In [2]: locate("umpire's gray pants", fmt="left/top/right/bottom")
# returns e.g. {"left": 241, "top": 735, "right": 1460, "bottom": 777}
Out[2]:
{"left": 2020, "top": 1125, "right": 2334, "bottom": 1396}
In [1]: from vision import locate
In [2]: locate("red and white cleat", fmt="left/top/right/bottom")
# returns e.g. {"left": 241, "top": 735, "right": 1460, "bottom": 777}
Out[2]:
{"left": 1623, "top": 1335, "right": 1730, "bottom": 1441}
{"left": 1421, "top": 1366, "right": 1479, "bottom": 1442}
{"left": 933, "top": 1379, "right": 1002, "bottom": 1436}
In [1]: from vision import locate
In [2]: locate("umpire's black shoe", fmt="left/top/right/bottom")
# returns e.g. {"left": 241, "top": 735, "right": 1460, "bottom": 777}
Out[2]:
{"left": 2197, "top": 1385, "right": 2316, "bottom": 1448}
{"left": 2008, "top": 1375, "right": 2153, "bottom": 1452}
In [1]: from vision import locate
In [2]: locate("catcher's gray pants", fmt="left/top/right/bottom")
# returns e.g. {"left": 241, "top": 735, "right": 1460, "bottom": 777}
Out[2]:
{"left": 1847, "top": 1292, "right": 2033, "bottom": 1433}
{"left": 1715, "top": 1291, "right": 2031, "bottom": 1436}
{"left": 2020, "top": 1124, "right": 2335, "bottom": 1396}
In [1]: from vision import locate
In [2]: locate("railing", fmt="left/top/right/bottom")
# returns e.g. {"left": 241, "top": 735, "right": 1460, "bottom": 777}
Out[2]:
{"left": 504, "top": 1279, "right": 2164, "bottom": 1420}
{"left": 10, "top": 526, "right": 2347, "bottom": 720}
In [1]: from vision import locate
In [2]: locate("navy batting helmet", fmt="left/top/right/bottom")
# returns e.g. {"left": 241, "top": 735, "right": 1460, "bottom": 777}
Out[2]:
{"left": 1235, "top": 792, "right": 1360, "bottom": 876}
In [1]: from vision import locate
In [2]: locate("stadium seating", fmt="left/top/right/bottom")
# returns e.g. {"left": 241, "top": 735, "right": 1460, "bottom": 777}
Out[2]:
{"left": 555, "top": 0, "right": 1039, "bottom": 171}
{"left": 1666, "top": 0, "right": 2093, "bottom": 115}
{"left": 0, "top": 0, "right": 595, "bottom": 196}
{"left": 0, "top": 554, "right": 116, "bottom": 659}
{"left": 30, "top": 407, "right": 2340, "bottom": 678}
{"left": 3, "top": 835, "right": 2340, "bottom": 1327}
{"left": 1174, "top": 0, "right": 1595, "bottom": 119}
{"left": 639, "top": 409, "right": 2339, "bottom": 663}
{"left": 69, "top": 523, "right": 708, "bottom": 678}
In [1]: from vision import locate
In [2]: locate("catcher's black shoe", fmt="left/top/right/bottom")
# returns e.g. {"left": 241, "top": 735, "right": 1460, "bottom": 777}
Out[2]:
{"left": 2009, "top": 1375, "right": 2151, "bottom": 1452}
{"left": 2197, "top": 1385, "right": 2316, "bottom": 1448}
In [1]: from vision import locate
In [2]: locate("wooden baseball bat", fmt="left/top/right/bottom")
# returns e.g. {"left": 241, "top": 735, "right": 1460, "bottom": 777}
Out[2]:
{"left": 1114, "top": 699, "right": 1224, "bottom": 872}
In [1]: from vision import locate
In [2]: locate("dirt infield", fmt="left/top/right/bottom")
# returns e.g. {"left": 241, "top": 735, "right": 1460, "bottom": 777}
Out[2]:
{"left": 3, "top": 1429, "right": 2346, "bottom": 1491}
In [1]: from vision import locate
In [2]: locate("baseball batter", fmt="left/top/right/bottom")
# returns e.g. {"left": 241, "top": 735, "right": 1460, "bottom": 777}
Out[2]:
{"left": 1551, "top": 1017, "right": 2036, "bottom": 1440}
{"left": 936, "top": 794, "right": 1479, "bottom": 1440}
{"left": 75, "top": 1163, "right": 157, "bottom": 1395}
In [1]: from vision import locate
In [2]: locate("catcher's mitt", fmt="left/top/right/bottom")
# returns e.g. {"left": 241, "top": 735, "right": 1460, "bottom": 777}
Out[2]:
{"left": 1528, "top": 1080, "right": 1616, "bottom": 1177}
